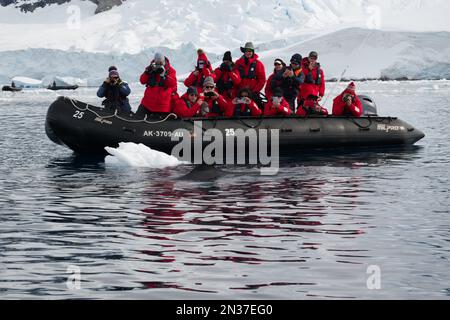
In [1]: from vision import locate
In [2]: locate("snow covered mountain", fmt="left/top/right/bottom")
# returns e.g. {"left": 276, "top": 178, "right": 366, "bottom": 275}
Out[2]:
{"left": 0, "top": 0, "right": 123, "bottom": 14}
{"left": 0, "top": 0, "right": 449, "bottom": 83}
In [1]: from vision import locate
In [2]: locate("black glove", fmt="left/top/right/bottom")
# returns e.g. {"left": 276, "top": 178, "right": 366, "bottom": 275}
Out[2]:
{"left": 145, "top": 65, "right": 153, "bottom": 75}
{"left": 221, "top": 62, "right": 232, "bottom": 72}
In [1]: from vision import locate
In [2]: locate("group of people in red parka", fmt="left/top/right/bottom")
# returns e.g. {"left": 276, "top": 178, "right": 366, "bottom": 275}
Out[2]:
{"left": 134, "top": 42, "right": 363, "bottom": 119}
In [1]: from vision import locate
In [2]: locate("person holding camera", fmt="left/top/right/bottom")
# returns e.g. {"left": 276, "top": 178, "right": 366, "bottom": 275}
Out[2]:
{"left": 197, "top": 76, "right": 230, "bottom": 118}
{"left": 173, "top": 86, "right": 204, "bottom": 118}
{"left": 234, "top": 42, "right": 266, "bottom": 108}
{"left": 298, "top": 51, "right": 325, "bottom": 107}
{"left": 184, "top": 49, "right": 215, "bottom": 94}
{"left": 214, "top": 51, "right": 241, "bottom": 102}
{"left": 225, "top": 87, "right": 262, "bottom": 118}
{"left": 296, "top": 94, "right": 329, "bottom": 116}
{"left": 265, "top": 58, "right": 286, "bottom": 100}
{"left": 274, "top": 54, "right": 304, "bottom": 112}
{"left": 264, "top": 88, "right": 292, "bottom": 117}
{"left": 137, "top": 52, "right": 177, "bottom": 117}
{"left": 96, "top": 69, "right": 131, "bottom": 113}
{"left": 332, "top": 82, "right": 362, "bottom": 117}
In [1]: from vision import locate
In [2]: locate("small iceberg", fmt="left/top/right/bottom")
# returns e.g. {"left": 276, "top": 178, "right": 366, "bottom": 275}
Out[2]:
{"left": 11, "top": 76, "right": 43, "bottom": 88}
{"left": 105, "top": 142, "right": 187, "bottom": 168}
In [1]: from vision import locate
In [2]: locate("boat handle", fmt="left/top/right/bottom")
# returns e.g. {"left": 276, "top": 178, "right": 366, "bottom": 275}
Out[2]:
{"left": 407, "top": 128, "right": 415, "bottom": 132}
{"left": 281, "top": 128, "right": 293, "bottom": 133}
{"left": 309, "top": 128, "right": 321, "bottom": 133}
{"left": 359, "top": 127, "right": 370, "bottom": 131}
{"left": 122, "top": 127, "right": 136, "bottom": 134}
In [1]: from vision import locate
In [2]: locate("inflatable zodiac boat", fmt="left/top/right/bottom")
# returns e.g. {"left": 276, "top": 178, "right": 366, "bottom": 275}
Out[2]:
{"left": 45, "top": 96, "right": 425, "bottom": 155}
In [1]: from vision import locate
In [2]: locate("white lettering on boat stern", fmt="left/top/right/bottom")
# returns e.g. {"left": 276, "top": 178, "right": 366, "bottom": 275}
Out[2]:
{"left": 143, "top": 130, "right": 185, "bottom": 138}
{"left": 377, "top": 124, "right": 406, "bottom": 133}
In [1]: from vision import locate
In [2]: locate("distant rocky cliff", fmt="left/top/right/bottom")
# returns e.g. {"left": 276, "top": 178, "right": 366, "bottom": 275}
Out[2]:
{"left": 0, "top": 0, "right": 124, "bottom": 13}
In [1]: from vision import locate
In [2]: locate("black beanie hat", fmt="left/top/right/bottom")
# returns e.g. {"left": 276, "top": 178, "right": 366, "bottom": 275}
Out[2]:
{"left": 223, "top": 51, "right": 233, "bottom": 62}
{"left": 187, "top": 86, "right": 198, "bottom": 95}
{"left": 273, "top": 87, "right": 284, "bottom": 97}
{"left": 108, "top": 65, "right": 118, "bottom": 72}
{"left": 290, "top": 54, "right": 302, "bottom": 65}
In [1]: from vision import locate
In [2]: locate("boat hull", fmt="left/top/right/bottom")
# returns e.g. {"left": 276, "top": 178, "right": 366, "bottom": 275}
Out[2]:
{"left": 47, "top": 85, "right": 79, "bottom": 91}
{"left": 2, "top": 86, "right": 22, "bottom": 92}
{"left": 45, "top": 96, "right": 425, "bottom": 156}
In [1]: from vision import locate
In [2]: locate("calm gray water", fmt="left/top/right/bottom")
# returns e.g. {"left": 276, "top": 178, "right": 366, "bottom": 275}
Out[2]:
{"left": 0, "top": 81, "right": 449, "bottom": 299}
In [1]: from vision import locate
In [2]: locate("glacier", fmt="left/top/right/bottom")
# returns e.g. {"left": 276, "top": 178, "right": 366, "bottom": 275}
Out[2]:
{"left": 0, "top": 0, "right": 449, "bottom": 84}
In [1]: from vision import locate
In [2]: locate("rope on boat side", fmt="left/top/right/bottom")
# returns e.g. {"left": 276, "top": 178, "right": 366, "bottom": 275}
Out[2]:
{"left": 65, "top": 97, "right": 178, "bottom": 124}
{"left": 348, "top": 117, "right": 373, "bottom": 129}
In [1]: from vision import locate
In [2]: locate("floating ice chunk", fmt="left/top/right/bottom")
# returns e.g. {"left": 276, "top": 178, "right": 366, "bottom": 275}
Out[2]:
{"left": 105, "top": 142, "right": 187, "bottom": 168}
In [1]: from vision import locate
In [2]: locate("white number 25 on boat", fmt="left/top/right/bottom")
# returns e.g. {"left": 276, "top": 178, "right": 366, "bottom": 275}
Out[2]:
{"left": 73, "top": 111, "right": 84, "bottom": 119}
{"left": 225, "top": 128, "right": 236, "bottom": 137}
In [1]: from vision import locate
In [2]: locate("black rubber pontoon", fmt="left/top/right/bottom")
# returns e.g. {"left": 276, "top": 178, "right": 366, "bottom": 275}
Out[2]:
{"left": 47, "top": 85, "right": 79, "bottom": 91}
{"left": 45, "top": 96, "right": 425, "bottom": 155}
{"left": 2, "top": 85, "right": 22, "bottom": 92}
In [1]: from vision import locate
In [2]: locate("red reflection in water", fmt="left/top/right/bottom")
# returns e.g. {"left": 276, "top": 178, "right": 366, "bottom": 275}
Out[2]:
{"left": 136, "top": 170, "right": 367, "bottom": 285}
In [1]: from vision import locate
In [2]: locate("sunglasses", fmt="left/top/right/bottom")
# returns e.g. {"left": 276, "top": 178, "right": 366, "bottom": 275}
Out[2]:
{"left": 274, "top": 63, "right": 282, "bottom": 66}
{"left": 291, "top": 62, "right": 299, "bottom": 65}
{"left": 245, "top": 50, "right": 254, "bottom": 53}
{"left": 204, "top": 86, "right": 214, "bottom": 89}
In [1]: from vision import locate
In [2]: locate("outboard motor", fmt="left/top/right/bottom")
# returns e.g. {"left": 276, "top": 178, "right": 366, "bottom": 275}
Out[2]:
{"left": 358, "top": 95, "right": 378, "bottom": 116}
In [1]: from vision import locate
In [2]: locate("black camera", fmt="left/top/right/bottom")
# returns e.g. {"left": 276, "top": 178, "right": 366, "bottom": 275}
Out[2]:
{"left": 204, "top": 91, "right": 216, "bottom": 97}
{"left": 220, "top": 62, "right": 232, "bottom": 72}
{"left": 343, "top": 94, "right": 353, "bottom": 103}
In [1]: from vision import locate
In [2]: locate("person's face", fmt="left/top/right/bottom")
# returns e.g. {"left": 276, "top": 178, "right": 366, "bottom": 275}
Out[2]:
{"left": 110, "top": 76, "right": 119, "bottom": 82}
{"left": 309, "top": 57, "right": 317, "bottom": 65}
{"left": 203, "top": 85, "right": 215, "bottom": 93}
{"left": 290, "top": 62, "right": 300, "bottom": 70}
{"left": 155, "top": 60, "right": 164, "bottom": 67}
{"left": 274, "top": 62, "right": 283, "bottom": 71}
{"left": 244, "top": 50, "right": 254, "bottom": 59}
{"left": 240, "top": 92, "right": 249, "bottom": 99}
{"left": 343, "top": 94, "right": 353, "bottom": 104}
{"left": 272, "top": 96, "right": 281, "bottom": 106}
{"left": 188, "top": 93, "right": 198, "bottom": 103}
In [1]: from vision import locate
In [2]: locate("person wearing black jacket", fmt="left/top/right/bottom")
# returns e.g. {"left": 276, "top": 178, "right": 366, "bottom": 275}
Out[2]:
{"left": 97, "top": 69, "right": 131, "bottom": 113}
{"left": 270, "top": 53, "right": 304, "bottom": 112}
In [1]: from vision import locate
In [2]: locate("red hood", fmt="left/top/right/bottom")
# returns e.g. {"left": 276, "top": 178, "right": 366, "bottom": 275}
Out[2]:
{"left": 197, "top": 53, "right": 209, "bottom": 64}
{"left": 341, "top": 88, "right": 357, "bottom": 97}
{"left": 342, "top": 82, "right": 356, "bottom": 96}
